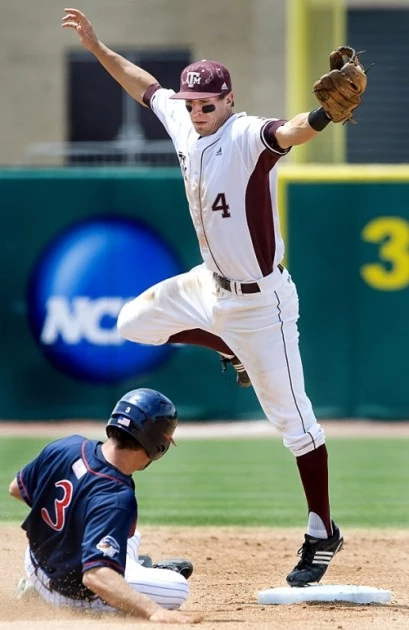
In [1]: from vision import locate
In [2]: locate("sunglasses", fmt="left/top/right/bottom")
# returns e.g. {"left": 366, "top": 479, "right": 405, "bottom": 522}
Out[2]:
{"left": 185, "top": 103, "right": 216, "bottom": 114}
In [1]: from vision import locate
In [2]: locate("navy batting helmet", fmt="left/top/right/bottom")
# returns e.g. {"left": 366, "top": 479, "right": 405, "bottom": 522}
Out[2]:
{"left": 107, "top": 388, "right": 177, "bottom": 460}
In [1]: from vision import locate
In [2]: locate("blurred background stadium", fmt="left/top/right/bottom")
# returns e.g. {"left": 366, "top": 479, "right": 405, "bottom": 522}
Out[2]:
{"left": 0, "top": 0, "right": 408, "bottom": 422}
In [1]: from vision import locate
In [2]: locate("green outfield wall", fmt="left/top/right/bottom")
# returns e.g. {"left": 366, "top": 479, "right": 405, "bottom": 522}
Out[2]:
{"left": 0, "top": 166, "right": 408, "bottom": 421}
{"left": 280, "top": 165, "right": 409, "bottom": 420}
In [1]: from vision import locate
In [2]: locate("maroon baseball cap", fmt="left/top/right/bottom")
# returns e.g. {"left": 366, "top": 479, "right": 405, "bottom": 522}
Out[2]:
{"left": 170, "top": 59, "right": 232, "bottom": 100}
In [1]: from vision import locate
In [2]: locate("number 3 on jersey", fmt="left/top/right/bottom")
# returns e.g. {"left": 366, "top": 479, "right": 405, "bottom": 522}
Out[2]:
{"left": 41, "top": 480, "right": 73, "bottom": 531}
{"left": 212, "top": 193, "right": 231, "bottom": 218}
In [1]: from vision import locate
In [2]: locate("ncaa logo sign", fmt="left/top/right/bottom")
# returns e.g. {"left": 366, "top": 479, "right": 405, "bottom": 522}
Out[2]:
{"left": 27, "top": 216, "right": 182, "bottom": 383}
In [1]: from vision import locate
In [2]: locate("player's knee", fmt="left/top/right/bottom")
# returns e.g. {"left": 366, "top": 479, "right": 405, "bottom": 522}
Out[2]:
{"left": 283, "top": 423, "right": 326, "bottom": 457}
{"left": 129, "top": 569, "right": 189, "bottom": 610}
{"left": 159, "top": 573, "right": 189, "bottom": 610}
{"left": 117, "top": 299, "right": 163, "bottom": 345}
{"left": 117, "top": 303, "right": 137, "bottom": 340}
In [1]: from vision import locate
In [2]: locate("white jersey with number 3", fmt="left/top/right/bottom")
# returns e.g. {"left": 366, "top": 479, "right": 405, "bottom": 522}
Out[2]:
{"left": 149, "top": 88, "right": 288, "bottom": 282}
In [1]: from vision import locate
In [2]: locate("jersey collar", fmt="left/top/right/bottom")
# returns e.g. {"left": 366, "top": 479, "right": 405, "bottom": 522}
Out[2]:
{"left": 196, "top": 112, "right": 246, "bottom": 144}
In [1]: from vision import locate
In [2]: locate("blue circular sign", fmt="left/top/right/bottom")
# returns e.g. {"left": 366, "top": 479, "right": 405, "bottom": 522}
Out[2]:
{"left": 27, "top": 216, "right": 182, "bottom": 383}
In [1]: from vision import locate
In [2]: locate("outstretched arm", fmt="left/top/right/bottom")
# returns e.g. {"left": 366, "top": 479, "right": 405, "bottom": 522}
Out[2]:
{"left": 275, "top": 109, "right": 330, "bottom": 150}
{"left": 83, "top": 566, "right": 202, "bottom": 624}
{"left": 276, "top": 45, "right": 368, "bottom": 150}
{"left": 61, "top": 8, "right": 158, "bottom": 106}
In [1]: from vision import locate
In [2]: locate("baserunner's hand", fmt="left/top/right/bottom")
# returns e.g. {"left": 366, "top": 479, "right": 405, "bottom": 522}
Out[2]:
{"left": 149, "top": 608, "right": 203, "bottom": 624}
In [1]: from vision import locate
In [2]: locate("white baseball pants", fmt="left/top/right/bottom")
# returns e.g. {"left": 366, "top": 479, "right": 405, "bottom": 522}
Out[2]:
{"left": 23, "top": 533, "right": 188, "bottom": 611}
{"left": 117, "top": 263, "right": 325, "bottom": 457}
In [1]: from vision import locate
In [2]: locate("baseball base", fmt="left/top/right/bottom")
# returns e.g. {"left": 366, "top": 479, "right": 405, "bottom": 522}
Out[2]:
{"left": 257, "top": 584, "right": 392, "bottom": 605}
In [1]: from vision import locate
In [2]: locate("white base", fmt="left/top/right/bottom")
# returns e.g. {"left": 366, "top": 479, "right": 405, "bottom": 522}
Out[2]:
{"left": 257, "top": 584, "right": 392, "bottom": 605}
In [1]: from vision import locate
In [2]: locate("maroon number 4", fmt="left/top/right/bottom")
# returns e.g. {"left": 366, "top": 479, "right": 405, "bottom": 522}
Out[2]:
{"left": 212, "top": 193, "right": 231, "bottom": 218}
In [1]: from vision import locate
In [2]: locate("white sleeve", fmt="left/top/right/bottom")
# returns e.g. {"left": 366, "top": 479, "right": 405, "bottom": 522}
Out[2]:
{"left": 149, "top": 88, "right": 192, "bottom": 147}
{"left": 234, "top": 116, "right": 290, "bottom": 166}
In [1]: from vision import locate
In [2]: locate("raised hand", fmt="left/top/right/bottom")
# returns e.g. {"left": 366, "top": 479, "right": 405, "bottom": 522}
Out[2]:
{"left": 61, "top": 8, "right": 98, "bottom": 52}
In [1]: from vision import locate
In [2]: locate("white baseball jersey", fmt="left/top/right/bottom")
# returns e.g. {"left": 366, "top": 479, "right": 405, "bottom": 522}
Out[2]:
{"left": 147, "top": 87, "right": 289, "bottom": 282}
{"left": 123, "top": 85, "right": 326, "bottom": 458}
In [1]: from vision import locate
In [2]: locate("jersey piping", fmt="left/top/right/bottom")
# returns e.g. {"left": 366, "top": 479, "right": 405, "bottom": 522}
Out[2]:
{"left": 198, "top": 137, "right": 225, "bottom": 275}
{"left": 81, "top": 441, "right": 132, "bottom": 486}
{"left": 246, "top": 150, "right": 278, "bottom": 276}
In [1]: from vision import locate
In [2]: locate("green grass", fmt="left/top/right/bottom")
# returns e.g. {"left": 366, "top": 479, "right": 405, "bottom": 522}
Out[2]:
{"left": 1, "top": 437, "right": 408, "bottom": 527}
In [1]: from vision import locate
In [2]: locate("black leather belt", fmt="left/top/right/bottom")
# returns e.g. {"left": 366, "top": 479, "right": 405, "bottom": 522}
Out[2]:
{"left": 214, "top": 264, "right": 284, "bottom": 294}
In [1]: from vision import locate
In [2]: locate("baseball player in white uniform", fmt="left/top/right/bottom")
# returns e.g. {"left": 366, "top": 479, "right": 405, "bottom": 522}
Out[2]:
{"left": 63, "top": 8, "right": 344, "bottom": 587}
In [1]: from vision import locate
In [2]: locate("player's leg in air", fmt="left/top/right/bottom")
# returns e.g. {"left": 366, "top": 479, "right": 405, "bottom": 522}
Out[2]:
{"left": 117, "top": 265, "right": 251, "bottom": 387}
{"left": 167, "top": 329, "right": 251, "bottom": 388}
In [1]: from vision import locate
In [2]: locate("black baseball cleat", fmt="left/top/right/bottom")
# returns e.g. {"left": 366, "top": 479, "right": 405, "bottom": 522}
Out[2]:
{"left": 152, "top": 558, "right": 194, "bottom": 579}
{"left": 286, "top": 522, "right": 343, "bottom": 587}
{"left": 220, "top": 355, "right": 252, "bottom": 388}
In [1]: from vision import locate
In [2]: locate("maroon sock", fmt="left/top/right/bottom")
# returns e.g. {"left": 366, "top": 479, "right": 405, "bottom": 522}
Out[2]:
{"left": 296, "top": 444, "right": 332, "bottom": 536}
{"left": 168, "top": 329, "right": 233, "bottom": 355}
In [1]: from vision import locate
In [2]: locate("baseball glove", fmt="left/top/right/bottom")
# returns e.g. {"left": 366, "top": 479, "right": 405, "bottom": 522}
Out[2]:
{"left": 313, "top": 46, "right": 367, "bottom": 123}
{"left": 152, "top": 558, "right": 194, "bottom": 579}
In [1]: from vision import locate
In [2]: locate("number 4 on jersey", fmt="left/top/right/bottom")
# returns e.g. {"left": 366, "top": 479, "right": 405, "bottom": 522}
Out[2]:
{"left": 212, "top": 193, "right": 231, "bottom": 218}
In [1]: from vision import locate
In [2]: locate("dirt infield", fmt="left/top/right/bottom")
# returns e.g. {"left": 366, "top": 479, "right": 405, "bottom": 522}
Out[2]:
{"left": 2, "top": 421, "right": 408, "bottom": 628}
{"left": 1, "top": 526, "right": 408, "bottom": 629}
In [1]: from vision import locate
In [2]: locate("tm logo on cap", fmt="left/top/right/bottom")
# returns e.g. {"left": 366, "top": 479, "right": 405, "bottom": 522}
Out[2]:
{"left": 186, "top": 72, "right": 201, "bottom": 88}
{"left": 27, "top": 216, "right": 182, "bottom": 383}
